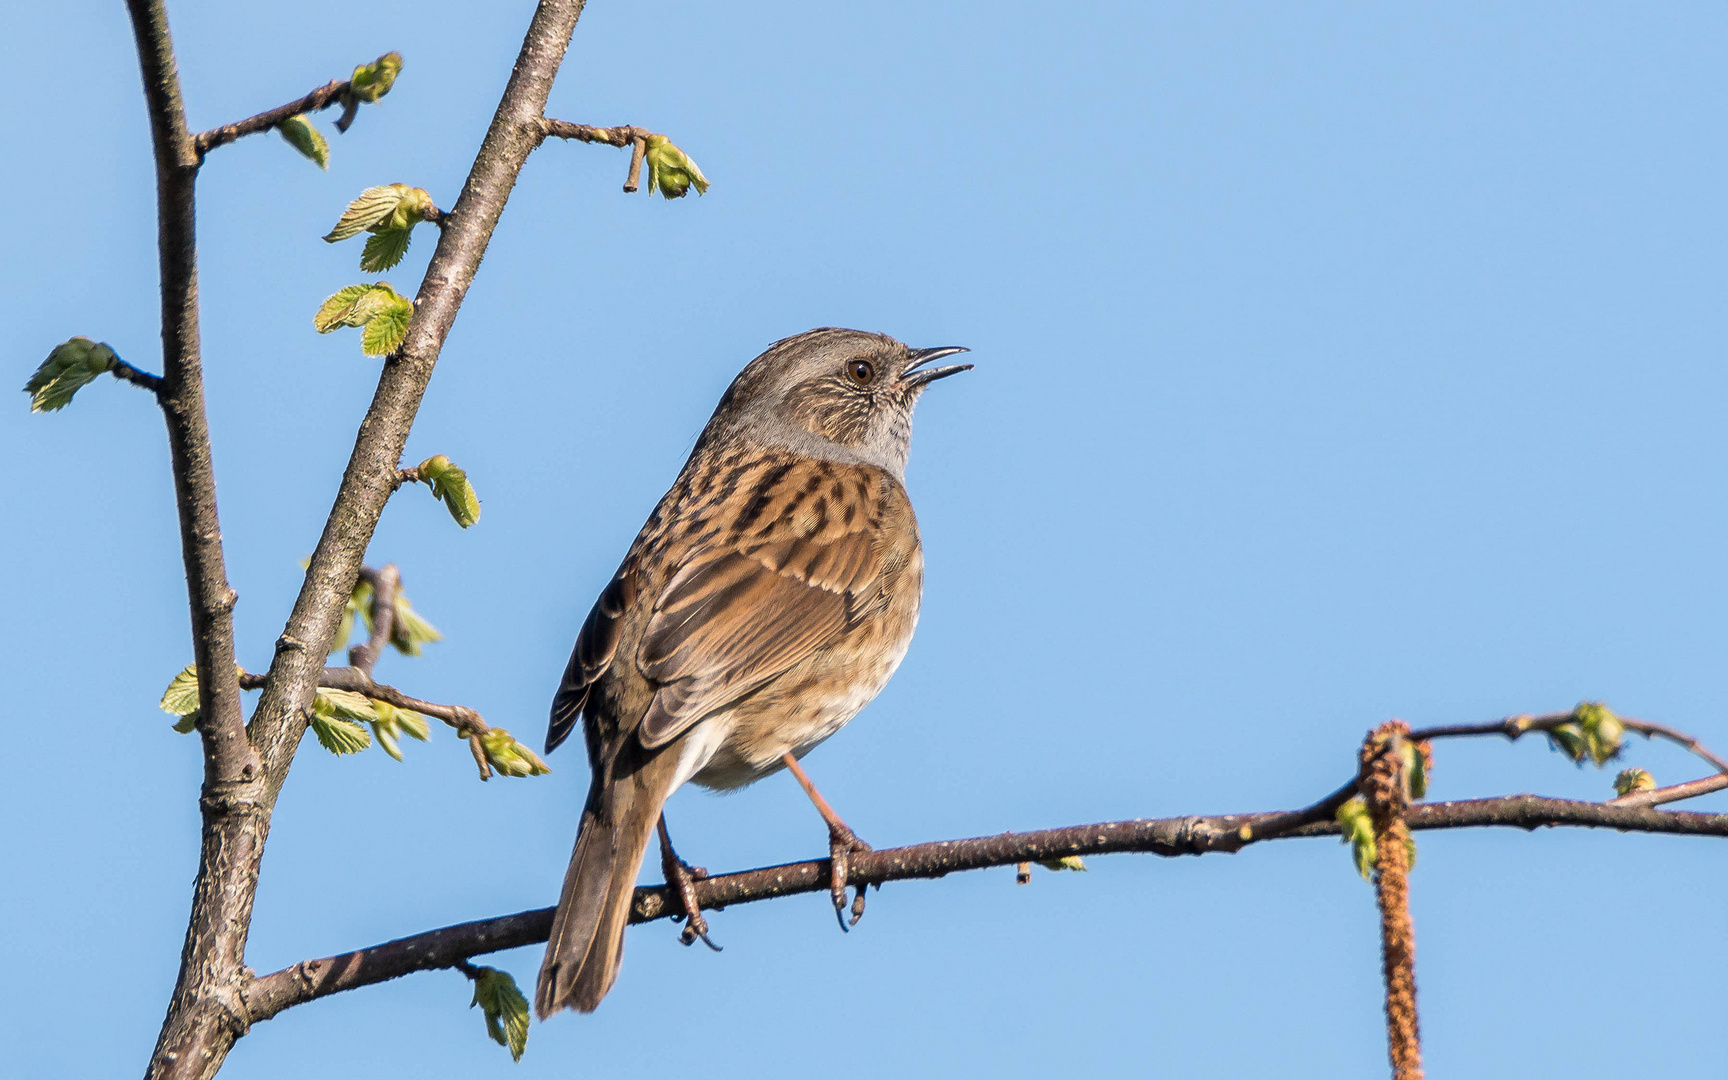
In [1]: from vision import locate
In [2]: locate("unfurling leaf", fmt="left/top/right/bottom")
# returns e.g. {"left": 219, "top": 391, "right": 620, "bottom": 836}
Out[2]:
{"left": 1034, "top": 856, "right": 1087, "bottom": 873}
{"left": 389, "top": 591, "right": 443, "bottom": 655}
{"left": 370, "top": 699, "right": 431, "bottom": 762}
{"left": 1614, "top": 767, "right": 1656, "bottom": 797}
{"left": 1544, "top": 722, "right": 1588, "bottom": 765}
{"left": 160, "top": 663, "right": 249, "bottom": 732}
{"left": 277, "top": 116, "right": 329, "bottom": 169}
{"left": 480, "top": 728, "right": 551, "bottom": 778}
{"left": 468, "top": 966, "right": 530, "bottom": 1061}
{"left": 1335, "top": 797, "right": 1376, "bottom": 880}
{"left": 333, "top": 577, "right": 375, "bottom": 655}
{"left": 348, "top": 52, "right": 403, "bottom": 103}
{"left": 643, "top": 135, "right": 710, "bottom": 199}
{"left": 360, "top": 298, "right": 412, "bottom": 356}
{"left": 314, "top": 282, "right": 413, "bottom": 357}
{"left": 160, "top": 665, "right": 202, "bottom": 717}
{"left": 415, "top": 454, "right": 481, "bottom": 528}
{"left": 309, "top": 687, "right": 377, "bottom": 755}
{"left": 309, "top": 711, "right": 370, "bottom": 755}
{"left": 1399, "top": 739, "right": 1430, "bottom": 801}
{"left": 360, "top": 229, "right": 412, "bottom": 272}
{"left": 324, "top": 184, "right": 432, "bottom": 242}
{"left": 314, "top": 688, "right": 378, "bottom": 723}
{"left": 25, "top": 337, "right": 117, "bottom": 412}
{"left": 1573, "top": 701, "right": 1624, "bottom": 767}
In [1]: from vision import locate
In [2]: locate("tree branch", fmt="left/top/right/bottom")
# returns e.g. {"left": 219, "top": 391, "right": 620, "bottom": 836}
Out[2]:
{"left": 193, "top": 79, "right": 350, "bottom": 157}
{"left": 345, "top": 564, "right": 398, "bottom": 676}
{"left": 243, "top": 792, "right": 1728, "bottom": 1022}
{"left": 127, "top": 3, "right": 264, "bottom": 1077}
{"left": 538, "top": 119, "right": 652, "bottom": 191}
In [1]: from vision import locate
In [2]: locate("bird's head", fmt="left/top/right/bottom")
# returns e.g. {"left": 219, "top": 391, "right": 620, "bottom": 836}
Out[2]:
{"left": 708, "top": 328, "right": 971, "bottom": 476}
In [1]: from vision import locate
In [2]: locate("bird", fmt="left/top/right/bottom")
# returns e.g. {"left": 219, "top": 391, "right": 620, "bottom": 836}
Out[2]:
{"left": 535, "top": 327, "right": 970, "bottom": 1018}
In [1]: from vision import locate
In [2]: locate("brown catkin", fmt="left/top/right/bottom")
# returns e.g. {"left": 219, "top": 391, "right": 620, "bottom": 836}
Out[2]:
{"left": 1362, "top": 722, "right": 1423, "bottom": 1080}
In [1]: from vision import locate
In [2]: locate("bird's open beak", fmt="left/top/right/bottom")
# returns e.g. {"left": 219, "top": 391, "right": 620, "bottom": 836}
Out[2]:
{"left": 902, "top": 346, "right": 973, "bottom": 387}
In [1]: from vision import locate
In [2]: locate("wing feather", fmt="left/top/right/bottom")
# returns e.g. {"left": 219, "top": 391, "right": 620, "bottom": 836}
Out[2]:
{"left": 635, "top": 530, "right": 878, "bottom": 750}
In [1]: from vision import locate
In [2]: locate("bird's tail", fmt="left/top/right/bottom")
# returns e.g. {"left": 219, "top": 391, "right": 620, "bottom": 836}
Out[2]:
{"left": 535, "top": 750, "right": 673, "bottom": 1017}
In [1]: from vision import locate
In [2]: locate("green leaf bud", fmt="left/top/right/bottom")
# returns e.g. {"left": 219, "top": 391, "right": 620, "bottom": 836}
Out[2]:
{"left": 277, "top": 116, "right": 329, "bottom": 169}
{"left": 643, "top": 135, "right": 710, "bottom": 200}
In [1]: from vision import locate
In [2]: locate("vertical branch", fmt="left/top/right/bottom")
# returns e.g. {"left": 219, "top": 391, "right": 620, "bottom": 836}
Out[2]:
{"left": 126, "top": 2, "right": 266, "bottom": 1079}
{"left": 1362, "top": 724, "right": 1423, "bottom": 1080}
{"left": 124, "top": 0, "right": 254, "bottom": 785}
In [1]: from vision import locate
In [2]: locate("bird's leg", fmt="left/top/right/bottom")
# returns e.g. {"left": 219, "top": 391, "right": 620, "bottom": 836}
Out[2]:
{"left": 657, "top": 815, "right": 721, "bottom": 952}
{"left": 781, "top": 752, "right": 872, "bottom": 930}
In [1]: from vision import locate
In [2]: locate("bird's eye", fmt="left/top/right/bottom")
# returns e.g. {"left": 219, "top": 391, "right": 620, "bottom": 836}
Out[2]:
{"left": 847, "top": 359, "right": 875, "bottom": 385}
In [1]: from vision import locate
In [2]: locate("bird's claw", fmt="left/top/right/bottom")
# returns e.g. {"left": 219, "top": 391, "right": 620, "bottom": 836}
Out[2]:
{"left": 828, "top": 827, "right": 872, "bottom": 932}
{"left": 660, "top": 840, "right": 722, "bottom": 952}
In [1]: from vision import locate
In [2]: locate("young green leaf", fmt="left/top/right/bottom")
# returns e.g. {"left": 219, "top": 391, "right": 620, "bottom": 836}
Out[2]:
{"left": 1544, "top": 722, "right": 1588, "bottom": 765}
{"left": 1613, "top": 767, "right": 1656, "bottom": 797}
{"left": 1335, "top": 796, "right": 1377, "bottom": 880}
{"left": 25, "top": 337, "right": 117, "bottom": 412}
{"left": 368, "top": 699, "right": 432, "bottom": 762}
{"left": 643, "top": 135, "right": 710, "bottom": 199}
{"left": 468, "top": 966, "right": 530, "bottom": 1061}
{"left": 314, "top": 283, "right": 413, "bottom": 357}
{"left": 389, "top": 590, "right": 443, "bottom": 655}
{"left": 415, "top": 454, "right": 481, "bottom": 528}
{"left": 1573, "top": 701, "right": 1624, "bottom": 766}
{"left": 333, "top": 577, "right": 374, "bottom": 655}
{"left": 349, "top": 52, "right": 403, "bottom": 103}
{"left": 324, "top": 185, "right": 413, "bottom": 242}
{"left": 314, "top": 688, "right": 379, "bottom": 723}
{"left": 309, "top": 711, "right": 371, "bottom": 755}
{"left": 480, "top": 729, "right": 551, "bottom": 778}
{"left": 277, "top": 116, "right": 329, "bottom": 169}
{"left": 160, "top": 665, "right": 202, "bottom": 717}
{"left": 360, "top": 229, "right": 413, "bottom": 272}
{"left": 172, "top": 712, "right": 200, "bottom": 734}
{"left": 1399, "top": 739, "right": 1429, "bottom": 800}
{"left": 1034, "top": 856, "right": 1087, "bottom": 873}
{"left": 314, "top": 284, "right": 394, "bottom": 332}
{"left": 360, "top": 296, "right": 413, "bottom": 356}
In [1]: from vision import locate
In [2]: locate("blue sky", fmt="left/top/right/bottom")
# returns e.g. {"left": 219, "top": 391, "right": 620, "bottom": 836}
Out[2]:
{"left": 7, "top": 2, "right": 1726, "bottom": 1076}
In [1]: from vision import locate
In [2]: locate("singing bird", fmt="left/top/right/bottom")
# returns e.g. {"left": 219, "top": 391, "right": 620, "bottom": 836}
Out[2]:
{"left": 536, "top": 328, "right": 970, "bottom": 1017}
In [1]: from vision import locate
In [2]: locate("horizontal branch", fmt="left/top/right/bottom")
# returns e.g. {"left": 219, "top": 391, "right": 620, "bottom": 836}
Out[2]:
{"left": 193, "top": 79, "right": 349, "bottom": 156}
{"left": 243, "top": 792, "right": 1728, "bottom": 1022}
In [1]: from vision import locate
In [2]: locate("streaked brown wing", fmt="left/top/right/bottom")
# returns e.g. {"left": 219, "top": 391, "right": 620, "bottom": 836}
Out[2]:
{"left": 635, "top": 531, "right": 877, "bottom": 749}
{"left": 546, "top": 570, "right": 633, "bottom": 754}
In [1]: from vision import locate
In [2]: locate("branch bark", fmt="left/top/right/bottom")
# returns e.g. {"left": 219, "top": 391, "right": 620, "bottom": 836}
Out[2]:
{"left": 242, "top": 791, "right": 1728, "bottom": 1022}
{"left": 193, "top": 79, "right": 350, "bottom": 156}
{"left": 126, "top": 3, "right": 263, "bottom": 1076}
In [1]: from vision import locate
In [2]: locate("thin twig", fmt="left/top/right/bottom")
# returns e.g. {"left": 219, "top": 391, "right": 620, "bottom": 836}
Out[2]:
{"left": 1411, "top": 711, "right": 1728, "bottom": 780}
{"left": 1610, "top": 772, "right": 1728, "bottom": 809}
{"left": 111, "top": 356, "right": 166, "bottom": 394}
{"left": 242, "top": 791, "right": 1728, "bottom": 1022}
{"left": 347, "top": 564, "right": 398, "bottom": 676}
{"left": 537, "top": 119, "right": 654, "bottom": 192}
{"left": 193, "top": 79, "right": 350, "bottom": 156}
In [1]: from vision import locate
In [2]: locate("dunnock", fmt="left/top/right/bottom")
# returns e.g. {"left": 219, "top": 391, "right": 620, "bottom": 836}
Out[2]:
{"left": 535, "top": 327, "right": 969, "bottom": 1017}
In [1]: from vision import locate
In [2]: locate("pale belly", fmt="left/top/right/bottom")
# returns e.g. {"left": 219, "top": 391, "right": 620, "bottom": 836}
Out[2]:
{"left": 681, "top": 615, "right": 918, "bottom": 792}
